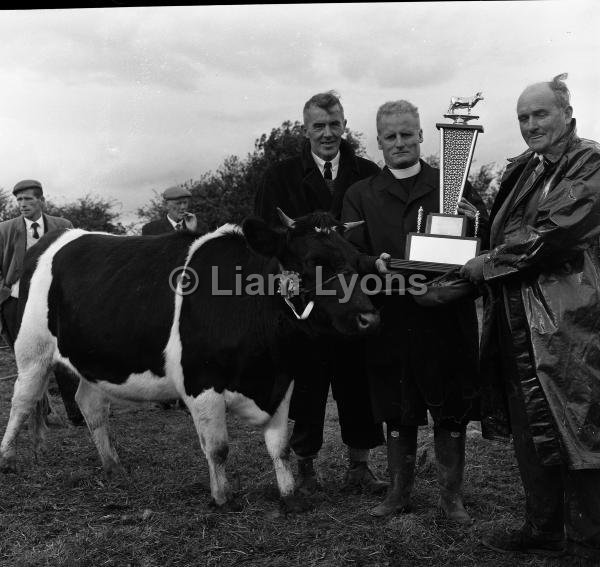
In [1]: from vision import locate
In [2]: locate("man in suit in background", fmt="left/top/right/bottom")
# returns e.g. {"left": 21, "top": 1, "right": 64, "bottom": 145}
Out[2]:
{"left": 142, "top": 186, "right": 197, "bottom": 235}
{"left": 254, "top": 91, "right": 386, "bottom": 495}
{"left": 0, "top": 179, "right": 83, "bottom": 426}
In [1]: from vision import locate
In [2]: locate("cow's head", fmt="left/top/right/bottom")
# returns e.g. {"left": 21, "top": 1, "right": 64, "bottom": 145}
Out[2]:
{"left": 242, "top": 210, "right": 380, "bottom": 336}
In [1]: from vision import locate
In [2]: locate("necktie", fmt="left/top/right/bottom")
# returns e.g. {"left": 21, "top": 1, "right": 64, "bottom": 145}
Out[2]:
{"left": 323, "top": 161, "right": 332, "bottom": 180}
{"left": 31, "top": 222, "right": 40, "bottom": 239}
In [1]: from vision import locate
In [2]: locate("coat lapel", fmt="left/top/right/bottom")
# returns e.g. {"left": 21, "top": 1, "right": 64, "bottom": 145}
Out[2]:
{"left": 489, "top": 154, "right": 531, "bottom": 247}
{"left": 406, "top": 161, "right": 437, "bottom": 208}
{"left": 302, "top": 168, "right": 331, "bottom": 211}
{"left": 376, "top": 168, "right": 404, "bottom": 201}
{"left": 14, "top": 217, "right": 27, "bottom": 263}
{"left": 300, "top": 142, "right": 331, "bottom": 212}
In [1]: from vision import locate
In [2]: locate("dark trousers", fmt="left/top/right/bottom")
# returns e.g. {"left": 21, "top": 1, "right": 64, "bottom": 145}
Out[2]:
{"left": 1, "top": 297, "right": 83, "bottom": 423}
{"left": 500, "top": 306, "right": 600, "bottom": 548}
{"left": 506, "top": 373, "right": 600, "bottom": 547}
{"left": 289, "top": 340, "right": 385, "bottom": 459}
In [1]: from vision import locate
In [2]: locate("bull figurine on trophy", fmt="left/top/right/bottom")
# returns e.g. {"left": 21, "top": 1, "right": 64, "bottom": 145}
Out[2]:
{"left": 400, "top": 92, "right": 484, "bottom": 271}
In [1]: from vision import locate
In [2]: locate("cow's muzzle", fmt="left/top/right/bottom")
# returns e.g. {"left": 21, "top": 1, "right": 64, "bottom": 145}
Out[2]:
{"left": 355, "top": 311, "right": 380, "bottom": 334}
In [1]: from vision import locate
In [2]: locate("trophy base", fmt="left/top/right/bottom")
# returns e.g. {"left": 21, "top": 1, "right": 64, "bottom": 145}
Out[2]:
{"left": 388, "top": 258, "right": 460, "bottom": 273}
{"left": 405, "top": 233, "right": 481, "bottom": 267}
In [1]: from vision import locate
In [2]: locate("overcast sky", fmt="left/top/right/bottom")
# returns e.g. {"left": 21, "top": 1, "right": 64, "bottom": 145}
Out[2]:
{"left": 0, "top": 1, "right": 598, "bottom": 223}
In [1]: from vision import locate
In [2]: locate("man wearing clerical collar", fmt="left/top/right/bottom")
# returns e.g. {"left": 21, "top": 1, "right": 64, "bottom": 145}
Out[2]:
{"left": 0, "top": 179, "right": 83, "bottom": 426}
{"left": 342, "top": 100, "right": 489, "bottom": 523}
{"left": 461, "top": 74, "right": 600, "bottom": 561}
{"left": 254, "top": 91, "right": 386, "bottom": 497}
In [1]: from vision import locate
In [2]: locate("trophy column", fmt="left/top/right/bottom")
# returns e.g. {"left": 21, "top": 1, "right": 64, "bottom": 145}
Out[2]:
{"left": 438, "top": 122, "right": 483, "bottom": 216}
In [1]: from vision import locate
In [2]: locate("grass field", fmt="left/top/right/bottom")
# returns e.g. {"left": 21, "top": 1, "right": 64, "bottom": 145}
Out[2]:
{"left": 0, "top": 346, "right": 594, "bottom": 567}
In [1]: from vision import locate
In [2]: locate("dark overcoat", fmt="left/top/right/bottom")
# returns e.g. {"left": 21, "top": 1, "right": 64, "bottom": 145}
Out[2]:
{"left": 254, "top": 139, "right": 380, "bottom": 226}
{"left": 141, "top": 217, "right": 175, "bottom": 236}
{"left": 254, "top": 139, "right": 380, "bottom": 425}
{"left": 480, "top": 126, "right": 600, "bottom": 470}
{"left": 342, "top": 162, "right": 489, "bottom": 426}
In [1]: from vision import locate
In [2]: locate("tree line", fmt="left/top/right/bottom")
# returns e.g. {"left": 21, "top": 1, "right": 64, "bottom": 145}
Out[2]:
{"left": 0, "top": 121, "right": 505, "bottom": 234}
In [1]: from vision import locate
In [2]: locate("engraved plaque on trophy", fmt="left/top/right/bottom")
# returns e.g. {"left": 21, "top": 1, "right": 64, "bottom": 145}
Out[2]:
{"left": 393, "top": 92, "right": 484, "bottom": 272}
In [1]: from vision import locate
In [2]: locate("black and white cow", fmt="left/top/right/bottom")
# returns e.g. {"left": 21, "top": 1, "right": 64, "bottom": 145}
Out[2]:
{"left": 0, "top": 210, "right": 379, "bottom": 509}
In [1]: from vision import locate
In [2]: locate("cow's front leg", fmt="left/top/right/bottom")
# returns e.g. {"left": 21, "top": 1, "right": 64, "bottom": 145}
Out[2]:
{"left": 263, "top": 381, "right": 308, "bottom": 512}
{"left": 75, "top": 380, "right": 125, "bottom": 479}
{"left": 186, "top": 389, "right": 231, "bottom": 508}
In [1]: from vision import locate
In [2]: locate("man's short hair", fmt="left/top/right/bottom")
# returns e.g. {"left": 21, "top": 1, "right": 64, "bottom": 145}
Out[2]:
{"left": 547, "top": 73, "right": 571, "bottom": 110}
{"left": 303, "top": 91, "right": 344, "bottom": 123}
{"left": 13, "top": 179, "right": 43, "bottom": 199}
{"left": 376, "top": 100, "right": 420, "bottom": 133}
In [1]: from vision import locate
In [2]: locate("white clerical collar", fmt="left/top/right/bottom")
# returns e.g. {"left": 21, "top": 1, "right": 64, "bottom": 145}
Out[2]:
{"left": 24, "top": 215, "right": 43, "bottom": 229}
{"left": 312, "top": 151, "right": 340, "bottom": 176}
{"left": 388, "top": 161, "right": 421, "bottom": 179}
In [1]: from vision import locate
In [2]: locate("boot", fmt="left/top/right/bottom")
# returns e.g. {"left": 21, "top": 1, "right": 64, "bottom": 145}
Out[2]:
{"left": 343, "top": 448, "right": 388, "bottom": 494}
{"left": 434, "top": 426, "right": 471, "bottom": 524}
{"left": 295, "top": 457, "right": 321, "bottom": 496}
{"left": 370, "top": 426, "right": 417, "bottom": 517}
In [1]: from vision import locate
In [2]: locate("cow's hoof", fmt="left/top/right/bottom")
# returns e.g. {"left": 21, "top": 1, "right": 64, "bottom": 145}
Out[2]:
{"left": 208, "top": 498, "right": 243, "bottom": 513}
{"left": 104, "top": 464, "right": 129, "bottom": 484}
{"left": 281, "top": 494, "right": 313, "bottom": 514}
{"left": 0, "top": 455, "right": 18, "bottom": 474}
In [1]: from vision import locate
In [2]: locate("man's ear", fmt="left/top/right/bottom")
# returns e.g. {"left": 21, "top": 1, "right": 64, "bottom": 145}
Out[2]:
{"left": 565, "top": 105, "right": 574, "bottom": 122}
{"left": 242, "top": 217, "right": 285, "bottom": 258}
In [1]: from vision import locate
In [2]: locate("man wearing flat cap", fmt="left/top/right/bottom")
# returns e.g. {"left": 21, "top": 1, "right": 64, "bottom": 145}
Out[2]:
{"left": 141, "top": 186, "right": 198, "bottom": 235}
{"left": 0, "top": 179, "right": 83, "bottom": 426}
{"left": 141, "top": 185, "right": 197, "bottom": 411}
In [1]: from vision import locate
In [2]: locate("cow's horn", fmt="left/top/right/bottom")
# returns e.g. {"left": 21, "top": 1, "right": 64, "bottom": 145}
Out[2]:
{"left": 343, "top": 220, "right": 364, "bottom": 231}
{"left": 277, "top": 208, "right": 295, "bottom": 228}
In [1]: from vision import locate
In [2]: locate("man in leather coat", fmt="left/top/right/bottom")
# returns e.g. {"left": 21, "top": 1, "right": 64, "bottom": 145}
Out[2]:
{"left": 462, "top": 74, "right": 600, "bottom": 561}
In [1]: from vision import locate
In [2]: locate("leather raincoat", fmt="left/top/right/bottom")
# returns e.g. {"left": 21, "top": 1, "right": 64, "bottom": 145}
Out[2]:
{"left": 480, "top": 125, "right": 600, "bottom": 469}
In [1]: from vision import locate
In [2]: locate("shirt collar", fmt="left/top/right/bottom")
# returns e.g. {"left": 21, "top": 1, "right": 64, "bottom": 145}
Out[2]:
{"left": 311, "top": 151, "right": 340, "bottom": 170}
{"left": 24, "top": 215, "right": 43, "bottom": 228}
{"left": 388, "top": 161, "right": 422, "bottom": 179}
{"left": 166, "top": 215, "right": 181, "bottom": 228}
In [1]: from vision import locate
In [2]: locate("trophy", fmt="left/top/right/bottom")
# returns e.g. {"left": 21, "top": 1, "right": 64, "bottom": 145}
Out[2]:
{"left": 395, "top": 92, "right": 484, "bottom": 272}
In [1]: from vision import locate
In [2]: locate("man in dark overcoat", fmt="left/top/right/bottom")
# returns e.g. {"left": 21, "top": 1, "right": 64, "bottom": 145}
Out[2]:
{"left": 461, "top": 74, "right": 600, "bottom": 560}
{"left": 254, "top": 91, "right": 386, "bottom": 494}
{"left": 141, "top": 186, "right": 197, "bottom": 235}
{"left": 142, "top": 185, "right": 196, "bottom": 411}
{"left": 342, "top": 100, "right": 489, "bottom": 523}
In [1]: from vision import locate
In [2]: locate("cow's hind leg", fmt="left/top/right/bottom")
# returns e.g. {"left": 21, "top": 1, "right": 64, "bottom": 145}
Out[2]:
{"left": 263, "top": 381, "right": 308, "bottom": 512}
{"left": 0, "top": 347, "right": 54, "bottom": 473}
{"left": 186, "top": 389, "right": 232, "bottom": 509}
{"left": 75, "top": 380, "right": 125, "bottom": 478}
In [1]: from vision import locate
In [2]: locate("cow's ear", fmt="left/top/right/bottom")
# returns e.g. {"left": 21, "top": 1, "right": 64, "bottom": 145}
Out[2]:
{"left": 243, "top": 217, "right": 286, "bottom": 258}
